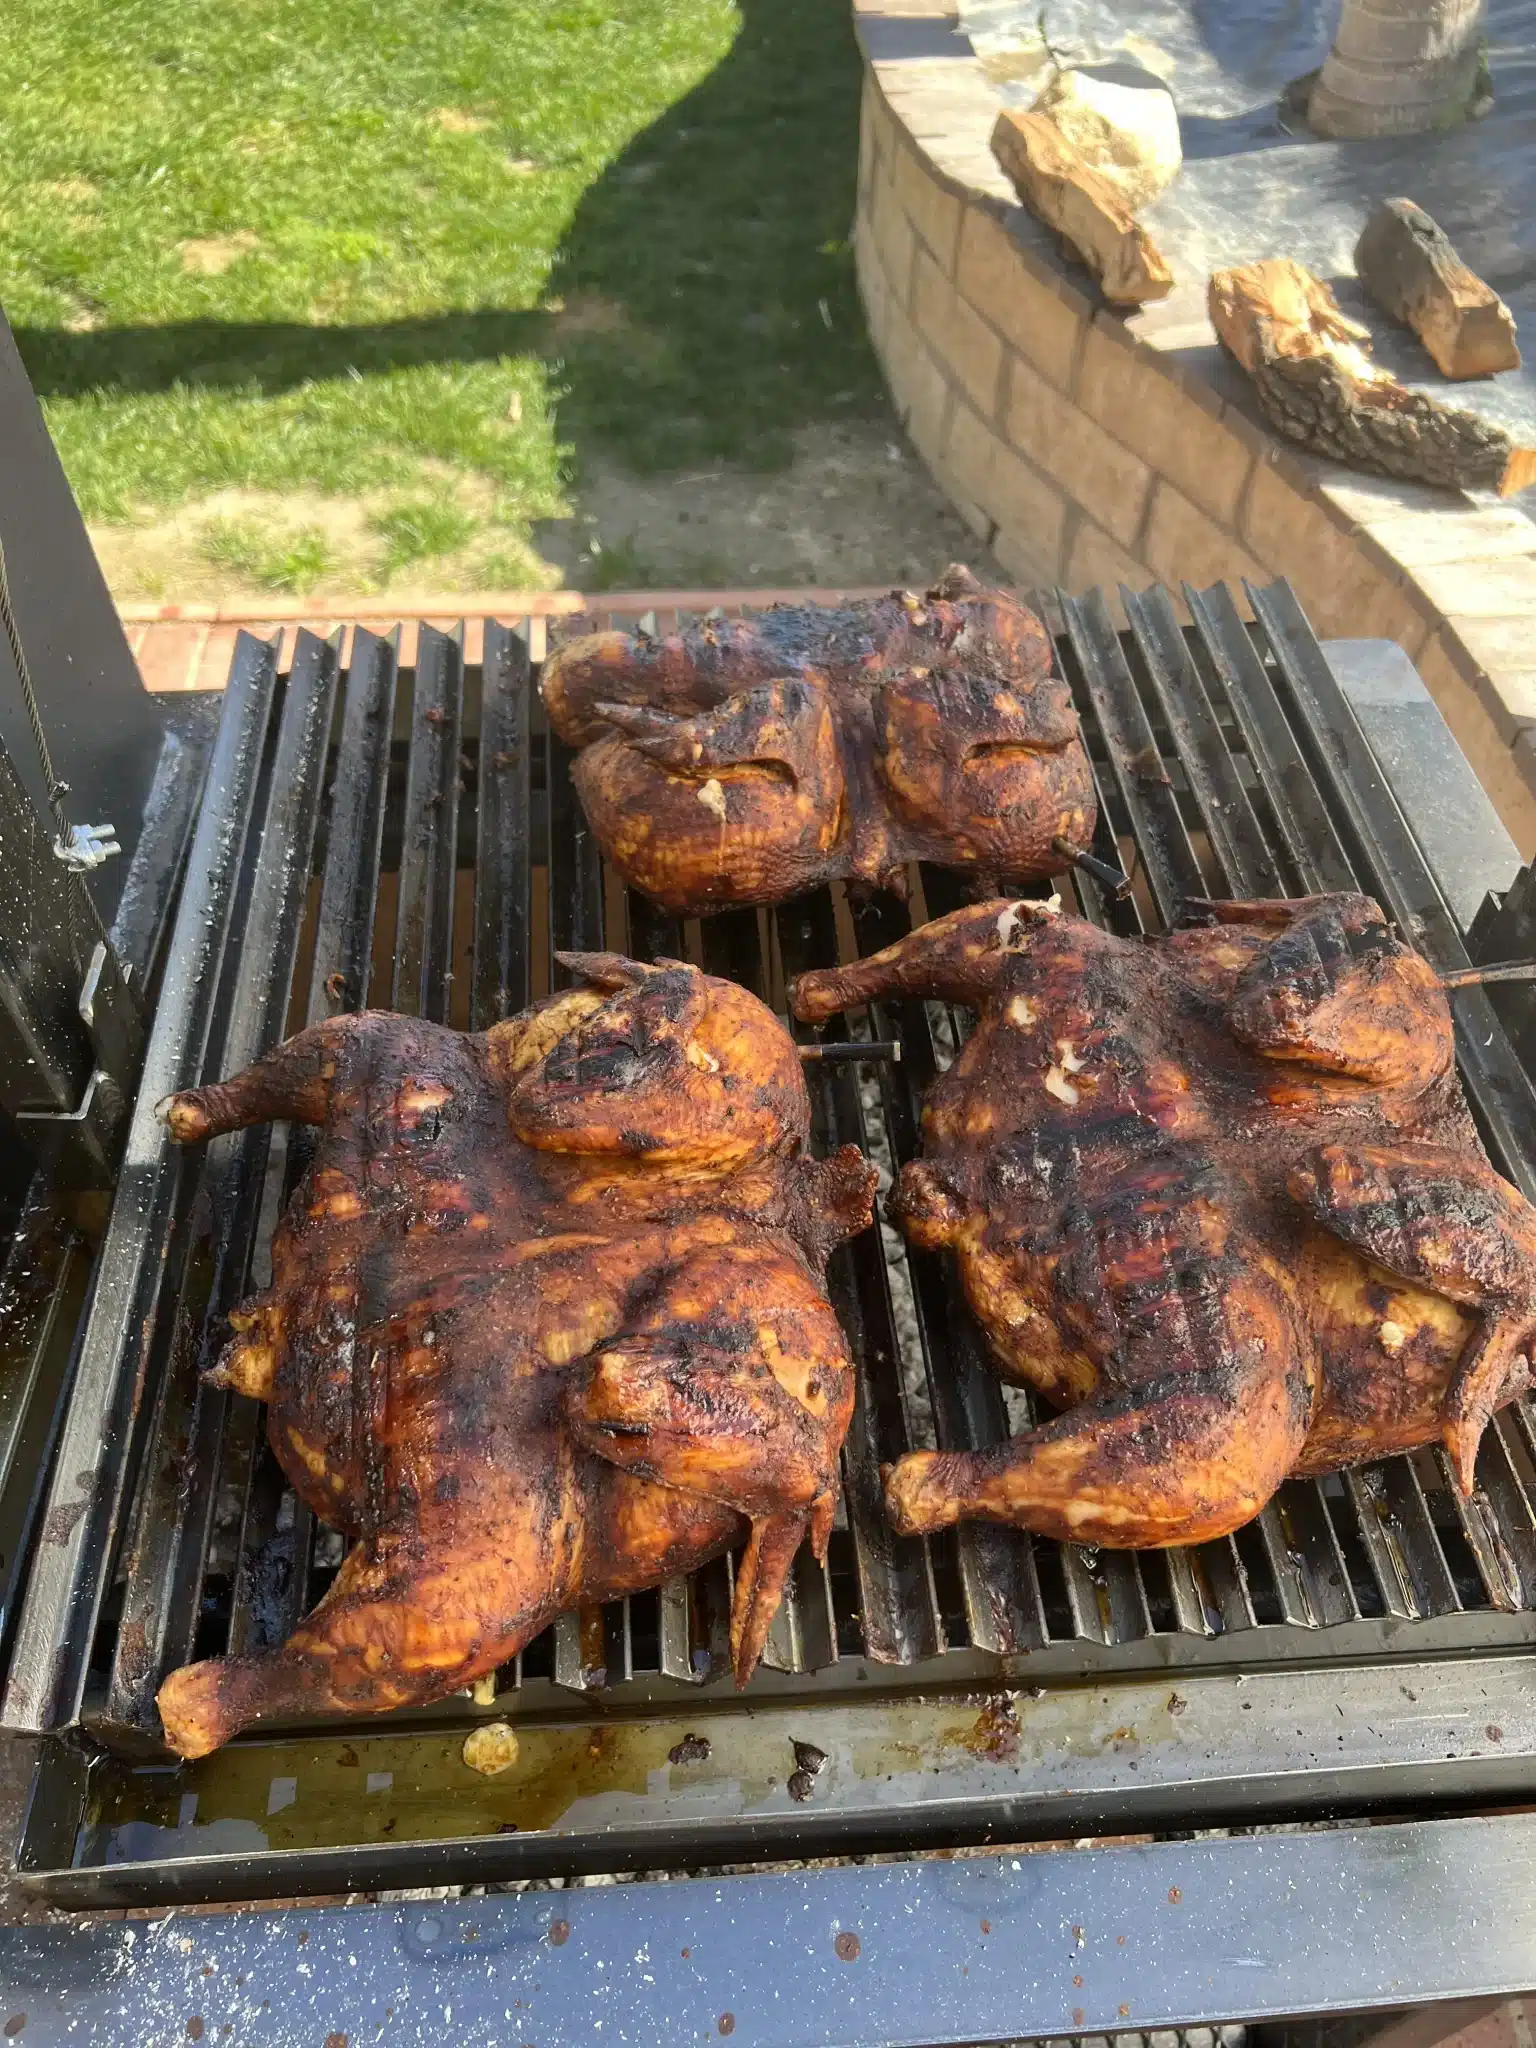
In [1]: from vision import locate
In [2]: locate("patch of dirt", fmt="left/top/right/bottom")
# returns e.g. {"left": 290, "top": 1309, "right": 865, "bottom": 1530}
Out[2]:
{"left": 57, "top": 281, "right": 109, "bottom": 333}
{"left": 90, "top": 479, "right": 558, "bottom": 606}
{"left": 432, "top": 107, "right": 492, "bottom": 133}
{"left": 43, "top": 176, "right": 100, "bottom": 228}
{"left": 178, "top": 231, "right": 262, "bottom": 276}
{"left": 542, "top": 293, "right": 633, "bottom": 338}
{"left": 536, "top": 422, "right": 994, "bottom": 591}
{"left": 91, "top": 422, "right": 994, "bottom": 606}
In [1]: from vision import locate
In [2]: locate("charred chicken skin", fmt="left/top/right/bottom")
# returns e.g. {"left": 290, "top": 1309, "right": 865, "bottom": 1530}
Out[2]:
{"left": 540, "top": 565, "right": 1095, "bottom": 913}
{"left": 154, "top": 956, "right": 875, "bottom": 1758}
{"left": 792, "top": 894, "right": 1536, "bottom": 1549}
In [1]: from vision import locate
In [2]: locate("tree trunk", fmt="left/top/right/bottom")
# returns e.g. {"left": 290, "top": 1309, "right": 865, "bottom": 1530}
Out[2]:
{"left": 1308, "top": 0, "right": 1486, "bottom": 137}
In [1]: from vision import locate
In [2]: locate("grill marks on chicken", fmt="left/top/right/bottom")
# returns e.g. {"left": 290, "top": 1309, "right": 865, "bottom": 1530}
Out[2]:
{"left": 791, "top": 893, "right": 1536, "bottom": 1549}
{"left": 540, "top": 565, "right": 1095, "bottom": 913}
{"left": 153, "top": 957, "right": 875, "bottom": 1758}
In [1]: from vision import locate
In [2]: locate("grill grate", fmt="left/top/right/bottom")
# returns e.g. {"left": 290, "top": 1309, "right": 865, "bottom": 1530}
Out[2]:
{"left": 10, "top": 579, "right": 1536, "bottom": 1775}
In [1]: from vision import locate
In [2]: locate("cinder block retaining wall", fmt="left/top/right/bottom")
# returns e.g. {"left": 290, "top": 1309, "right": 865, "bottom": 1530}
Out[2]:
{"left": 852, "top": 0, "right": 1536, "bottom": 855}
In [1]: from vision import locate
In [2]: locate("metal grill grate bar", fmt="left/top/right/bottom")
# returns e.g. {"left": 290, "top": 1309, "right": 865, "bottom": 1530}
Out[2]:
{"left": 308, "top": 628, "right": 400, "bottom": 1023}
{"left": 546, "top": 617, "right": 630, "bottom": 1694}
{"left": 807, "top": 886, "right": 948, "bottom": 1668}
{"left": 1183, "top": 583, "right": 1356, "bottom": 897}
{"left": 862, "top": 865, "right": 1052, "bottom": 1656}
{"left": 618, "top": 878, "right": 711, "bottom": 1685}
{"left": 470, "top": 621, "right": 536, "bottom": 1698}
{"left": 1180, "top": 585, "right": 1372, "bottom": 1628}
{"left": 99, "top": 633, "right": 340, "bottom": 1733}
{"left": 228, "top": 628, "right": 397, "bottom": 1662}
{"left": 2, "top": 633, "right": 280, "bottom": 1735}
{"left": 1057, "top": 591, "right": 1265, "bottom": 1636}
{"left": 1122, "top": 585, "right": 1321, "bottom": 1629}
{"left": 470, "top": 621, "right": 533, "bottom": 1033}
{"left": 1124, "top": 586, "right": 1287, "bottom": 901}
{"left": 1468, "top": 1420, "right": 1536, "bottom": 1605}
{"left": 757, "top": 889, "right": 849, "bottom": 1674}
{"left": 392, "top": 625, "right": 463, "bottom": 1023}
{"left": 1061, "top": 588, "right": 1207, "bottom": 918}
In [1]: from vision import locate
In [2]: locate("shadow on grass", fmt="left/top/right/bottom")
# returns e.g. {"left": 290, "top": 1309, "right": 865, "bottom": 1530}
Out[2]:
{"left": 12, "top": 0, "right": 885, "bottom": 480}
{"left": 12, "top": 312, "right": 547, "bottom": 395}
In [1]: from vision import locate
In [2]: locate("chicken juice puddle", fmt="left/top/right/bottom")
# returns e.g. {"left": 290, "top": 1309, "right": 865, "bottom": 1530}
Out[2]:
{"left": 76, "top": 1686, "right": 1198, "bottom": 1866}
{"left": 72, "top": 1654, "right": 1524, "bottom": 1872}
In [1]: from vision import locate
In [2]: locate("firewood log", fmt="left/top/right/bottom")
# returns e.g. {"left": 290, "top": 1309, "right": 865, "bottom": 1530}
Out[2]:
{"left": 991, "top": 109, "right": 1173, "bottom": 306}
{"left": 1355, "top": 199, "right": 1519, "bottom": 380}
{"left": 1209, "top": 258, "right": 1536, "bottom": 496}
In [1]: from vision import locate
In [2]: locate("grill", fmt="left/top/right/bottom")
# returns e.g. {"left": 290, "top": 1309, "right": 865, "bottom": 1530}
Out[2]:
{"left": 7, "top": 578, "right": 1536, "bottom": 1913}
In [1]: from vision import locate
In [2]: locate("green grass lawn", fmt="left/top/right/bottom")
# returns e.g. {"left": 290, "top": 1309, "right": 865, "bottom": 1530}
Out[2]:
{"left": 0, "top": 0, "right": 883, "bottom": 595}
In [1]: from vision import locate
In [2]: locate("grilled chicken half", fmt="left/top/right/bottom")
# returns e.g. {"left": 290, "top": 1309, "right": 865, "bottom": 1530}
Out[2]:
{"left": 540, "top": 565, "right": 1095, "bottom": 913}
{"left": 793, "top": 894, "right": 1536, "bottom": 1548}
{"left": 154, "top": 956, "right": 875, "bottom": 1758}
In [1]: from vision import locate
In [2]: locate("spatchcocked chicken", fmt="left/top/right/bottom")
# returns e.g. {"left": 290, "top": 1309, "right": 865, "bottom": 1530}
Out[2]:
{"left": 792, "top": 893, "right": 1536, "bottom": 1548}
{"left": 154, "top": 956, "right": 875, "bottom": 1758}
{"left": 540, "top": 566, "right": 1096, "bottom": 914}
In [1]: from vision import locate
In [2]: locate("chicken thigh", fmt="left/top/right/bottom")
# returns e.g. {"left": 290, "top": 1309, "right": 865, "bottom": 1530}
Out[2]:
{"left": 154, "top": 956, "right": 875, "bottom": 1757}
{"left": 792, "top": 894, "right": 1536, "bottom": 1548}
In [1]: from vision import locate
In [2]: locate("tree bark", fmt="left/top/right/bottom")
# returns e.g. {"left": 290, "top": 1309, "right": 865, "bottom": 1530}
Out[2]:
{"left": 1308, "top": 0, "right": 1487, "bottom": 138}
{"left": 991, "top": 110, "right": 1173, "bottom": 306}
{"left": 1355, "top": 198, "right": 1519, "bottom": 379}
{"left": 1209, "top": 258, "right": 1536, "bottom": 495}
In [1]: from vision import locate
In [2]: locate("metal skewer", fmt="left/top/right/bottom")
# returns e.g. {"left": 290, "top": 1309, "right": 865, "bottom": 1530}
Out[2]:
{"left": 1440, "top": 960, "right": 1536, "bottom": 989}
{"left": 798, "top": 1040, "right": 902, "bottom": 1064}
{"left": 1053, "top": 834, "right": 1132, "bottom": 900}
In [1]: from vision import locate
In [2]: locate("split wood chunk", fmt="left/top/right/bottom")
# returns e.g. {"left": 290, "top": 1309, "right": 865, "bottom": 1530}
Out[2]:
{"left": 1355, "top": 198, "right": 1520, "bottom": 381}
{"left": 1209, "top": 257, "right": 1536, "bottom": 496}
{"left": 1032, "top": 68, "right": 1182, "bottom": 210}
{"left": 991, "top": 108, "right": 1173, "bottom": 306}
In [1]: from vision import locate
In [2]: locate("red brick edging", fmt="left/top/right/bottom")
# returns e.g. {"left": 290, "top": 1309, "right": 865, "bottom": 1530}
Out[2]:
{"left": 121, "top": 587, "right": 893, "bottom": 689}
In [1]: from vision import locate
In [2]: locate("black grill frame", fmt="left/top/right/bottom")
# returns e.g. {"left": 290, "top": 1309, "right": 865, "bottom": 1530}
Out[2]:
{"left": 8, "top": 579, "right": 1536, "bottom": 1906}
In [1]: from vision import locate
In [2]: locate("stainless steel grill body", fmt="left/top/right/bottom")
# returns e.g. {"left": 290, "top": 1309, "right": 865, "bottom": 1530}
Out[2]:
{"left": 7, "top": 581, "right": 1536, "bottom": 1906}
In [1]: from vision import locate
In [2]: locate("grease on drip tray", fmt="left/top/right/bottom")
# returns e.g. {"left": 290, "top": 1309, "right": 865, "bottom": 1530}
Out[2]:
{"left": 788, "top": 1738, "right": 828, "bottom": 1801}
{"left": 962, "top": 1695, "right": 1021, "bottom": 1762}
